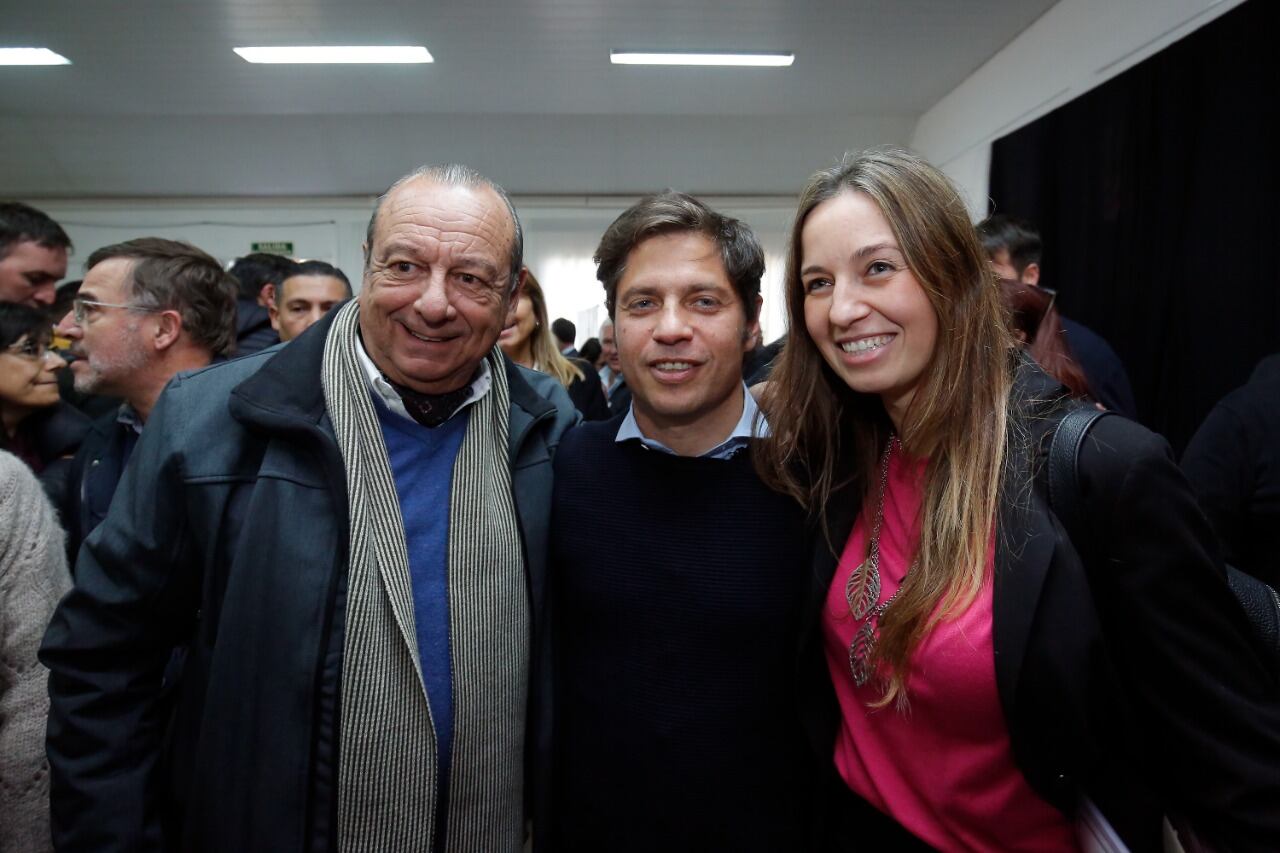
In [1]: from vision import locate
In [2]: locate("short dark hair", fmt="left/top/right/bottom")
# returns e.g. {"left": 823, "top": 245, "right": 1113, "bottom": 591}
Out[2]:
{"left": 0, "top": 302, "right": 54, "bottom": 350}
{"left": 282, "top": 259, "right": 352, "bottom": 297}
{"left": 551, "top": 317, "right": 575, "bottom": 346}
{"left": 578, "top": 337, "right": 602, "bottom": 365}
{"left": 87, "top": 238, "right": 239, "bottom": 356}
{"left": 0, "top": 201, "right": 72, "bottom": 259}
{"left": 976, "top": 214, "right": 1042, "bottom": 276}
{"left": 594, "top": 190, "right": 764, "bottom": 322}
{"left": 228, "top": 252, "right": 295, "bottom": 301}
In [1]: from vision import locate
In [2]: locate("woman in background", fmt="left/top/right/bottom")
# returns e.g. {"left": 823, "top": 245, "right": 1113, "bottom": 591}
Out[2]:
{"left": 500, "top": 268, "right": 609, "bottom": 420}
{"left": 755, "top": 148, "right": 1280, "bottom": 852}
{"left": 999, "top": 278, "right": 1094, "bottom": 402}
{"left": 0, "top": 450, "right": 72, "bottom": 853}
{"left": 578, "top": 337, "right": 603, "bottom": 373}
{"left": 0, "top": 302, "right": 87, "bottom": 507}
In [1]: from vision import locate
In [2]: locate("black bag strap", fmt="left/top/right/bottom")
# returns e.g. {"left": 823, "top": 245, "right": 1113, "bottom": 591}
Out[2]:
{"left": 1048, "top": 405, "right": 1280, "bottom": 659}
{"left": 1046, "top": 406, "right": 1113, "bottom": 536}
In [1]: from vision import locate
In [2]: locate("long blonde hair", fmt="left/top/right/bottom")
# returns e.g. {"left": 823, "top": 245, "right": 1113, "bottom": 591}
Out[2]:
{"left": 521, "top": 269, "right": 584, "bottom": 389}
{"left": 755, "top": 148, "right": 1018, "bottom": 706}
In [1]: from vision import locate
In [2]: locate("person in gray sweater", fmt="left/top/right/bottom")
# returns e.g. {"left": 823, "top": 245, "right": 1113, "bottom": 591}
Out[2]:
{"left": 0, "top": 450, "right": 70, "bottom": 853}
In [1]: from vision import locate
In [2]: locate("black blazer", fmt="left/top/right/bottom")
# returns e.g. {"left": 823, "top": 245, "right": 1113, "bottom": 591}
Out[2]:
{"left": 798, "top": 365, "right": 1280, "bottom": 852}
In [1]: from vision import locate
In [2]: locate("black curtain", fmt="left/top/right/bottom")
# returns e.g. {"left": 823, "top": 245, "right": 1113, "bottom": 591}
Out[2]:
{"left": 988, "top": 0, "right": 1277, "bottom": 453}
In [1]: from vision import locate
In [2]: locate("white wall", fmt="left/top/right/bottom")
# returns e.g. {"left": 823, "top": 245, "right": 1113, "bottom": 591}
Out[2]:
{"left": 32, "top": 194, "right": 799, "bottom": 346}
{"left": 912, "top": 0, "right": 1249, "bottom": 219}
{"left": 4, "top": 113, "right": 914, "bottom": 199}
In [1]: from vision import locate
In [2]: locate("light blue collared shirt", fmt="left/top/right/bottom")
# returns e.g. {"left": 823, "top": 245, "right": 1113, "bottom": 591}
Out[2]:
{"left": 615, "top": 383, "right": 768, "bottom": 460}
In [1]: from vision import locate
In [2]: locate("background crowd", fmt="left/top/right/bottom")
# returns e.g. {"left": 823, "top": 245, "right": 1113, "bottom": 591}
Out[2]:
{"left": 0, "top": 144, "right": 1277, "bottom": 852}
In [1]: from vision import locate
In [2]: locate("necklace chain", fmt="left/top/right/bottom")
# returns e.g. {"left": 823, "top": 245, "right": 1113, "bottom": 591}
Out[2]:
{"left": 845, "top": 435, "right": 915, "bottom": 687}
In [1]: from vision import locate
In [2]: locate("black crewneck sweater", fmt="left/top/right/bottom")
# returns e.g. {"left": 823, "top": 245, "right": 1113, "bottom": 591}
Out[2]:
{"left": 547, "top": 416, "right": 813, "bottom": 851}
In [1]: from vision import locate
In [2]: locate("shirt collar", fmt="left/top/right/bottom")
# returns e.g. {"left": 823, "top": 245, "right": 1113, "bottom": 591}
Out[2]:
{"left": 116, "top": 404, "right": 145, "bottom": 435}
{"left": 615, "top": 382, "right": 769, "bottom": 460}
{"left": 354, "top": 335, "right": 492, "bottom": 425}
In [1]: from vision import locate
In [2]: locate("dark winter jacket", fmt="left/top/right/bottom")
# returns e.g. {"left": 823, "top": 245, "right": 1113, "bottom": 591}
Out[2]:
{"left": 59, "top": 407, "right": 137, "bottom": 565}
{"left": 41, "top": 309, "right": 578, "bottom": 852}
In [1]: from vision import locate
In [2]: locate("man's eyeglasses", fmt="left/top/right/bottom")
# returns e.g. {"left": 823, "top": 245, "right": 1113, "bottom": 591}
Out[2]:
{"left": 72, "top": 297, "right": 162, "bottom": 325}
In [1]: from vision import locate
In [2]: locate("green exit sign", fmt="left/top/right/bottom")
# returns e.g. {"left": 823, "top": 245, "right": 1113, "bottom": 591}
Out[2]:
{"left": 251, "top": 241, "right": 294, "bottom": 254}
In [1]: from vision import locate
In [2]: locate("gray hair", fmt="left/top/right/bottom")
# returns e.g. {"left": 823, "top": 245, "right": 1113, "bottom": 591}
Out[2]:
{"left": 364, "top": 164, "right": 524, "bottom": 292}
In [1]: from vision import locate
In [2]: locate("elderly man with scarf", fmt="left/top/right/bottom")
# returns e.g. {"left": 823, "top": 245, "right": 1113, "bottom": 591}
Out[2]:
{"left": 41, "top": 164, "right": 578, "bottom": 852}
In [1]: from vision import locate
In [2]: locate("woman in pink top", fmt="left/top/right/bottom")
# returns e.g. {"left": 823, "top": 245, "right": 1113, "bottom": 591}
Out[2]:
{"left": 754, "top": 149, "right": 1280, "bottom": 852}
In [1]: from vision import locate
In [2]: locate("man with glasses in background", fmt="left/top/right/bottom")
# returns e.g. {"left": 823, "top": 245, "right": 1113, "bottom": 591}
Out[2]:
{"left": 54, "top": 237, "right": 238, "bottom": 559}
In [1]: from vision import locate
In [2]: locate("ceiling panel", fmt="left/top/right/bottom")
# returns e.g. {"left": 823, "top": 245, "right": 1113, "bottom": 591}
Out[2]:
{"left": 2, "top": 0, "right": 1056, "bottom": 117}
{"left": 0, "top": 0, "right": 1056, "bottom": 196}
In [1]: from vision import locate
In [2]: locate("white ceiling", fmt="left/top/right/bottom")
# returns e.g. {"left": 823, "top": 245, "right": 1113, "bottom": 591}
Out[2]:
{"left": 1, "top": 0, "right": 1058, "bottom": 197}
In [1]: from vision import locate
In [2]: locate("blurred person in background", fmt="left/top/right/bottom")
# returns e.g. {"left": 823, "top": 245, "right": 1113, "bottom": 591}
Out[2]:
{"left": 0, "top": 303, "right": 88, "bottom": 507}
{"left": 598, "top": 318, "right": 631, "bottom": 415}
{"left": 49, "top": 279, "right": 82, "bottom": 327}
{"left": 552, "top": 316, "right": 578, "bottom": 357}
{"left": 269, "top": 259, "right": 351, "bottom": 342}
{"left": 228, "top": 251, "right": 292, "bottom": 355}
{"left": 56, "top": 238, "right": 238, "bottom": 560}
{"left": 998, "top": 278, "right": 1095, "bottom": 403}
{"left": 0, "top": 201, "right": 70, "bottom": 309}
{"left": 579, "top": 336, "right": 603, "bottom": 371}
{"left": 500, "top": 267, "right": 608, "bottom": 420}
{"left": 0, "top": 450, "right": 71, "bottom": 853}
{"left": 1182, "top": 353, "right": 1280, "bottom": 587}
{"left": 978, "top": 214, "right": 1136, "bottom": 418}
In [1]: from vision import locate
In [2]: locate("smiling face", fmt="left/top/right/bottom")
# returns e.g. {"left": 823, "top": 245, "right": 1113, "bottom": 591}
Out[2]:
{"left": 497, "top": 287, "right": 537, "bottom": 360}
{"left": 800, "top": 190, "right": 938, "bottom": 430}
{"left": 614, "top": 230, "right": 758, "bottom": 452}
{"left": 359, "top": 178, "right": 518, "bottom": 394}
{"left": 0, "top": 240, "right": 67, "bottom": 308}
{"left": 0, "top": 332, "right": 65, "bottom": 430}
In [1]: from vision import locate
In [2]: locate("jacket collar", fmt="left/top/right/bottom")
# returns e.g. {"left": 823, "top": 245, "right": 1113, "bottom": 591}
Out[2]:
{"left": 991, "top": 357, "right": 1072, "bottom": 720}
{"left": 502, "top": 353, "right": 556, "bottom": 459}
{"left": 228, "top": 303, "right": 337, "bottom": 434}
{"left": 229, "top": 303, "right": 553, "bottom": 453}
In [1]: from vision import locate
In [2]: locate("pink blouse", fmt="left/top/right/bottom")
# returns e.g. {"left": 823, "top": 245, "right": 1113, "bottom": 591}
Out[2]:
{"left": 822, "top": 450, "right": 1078, "bottom": 852}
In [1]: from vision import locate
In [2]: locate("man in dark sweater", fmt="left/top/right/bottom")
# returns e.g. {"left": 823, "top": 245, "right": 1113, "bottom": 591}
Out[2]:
{"left": 547, "top": 192, "right": 813, "bottom": 851}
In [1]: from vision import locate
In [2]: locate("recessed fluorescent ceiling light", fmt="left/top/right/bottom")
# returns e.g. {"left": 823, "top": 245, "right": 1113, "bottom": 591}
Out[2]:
{"left": 233, "top": 46, "right": 433, "bottom": 64}
{"left": 610, "top": 51, "right": 793, "bottom": 67}
{"left": 0, "top": 48, "right": 71, "bottom": 66}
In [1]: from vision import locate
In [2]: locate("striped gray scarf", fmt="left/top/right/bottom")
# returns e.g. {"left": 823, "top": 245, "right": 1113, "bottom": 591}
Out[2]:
{"left": 321, "top": 301, "right": 529, "bottom": 852}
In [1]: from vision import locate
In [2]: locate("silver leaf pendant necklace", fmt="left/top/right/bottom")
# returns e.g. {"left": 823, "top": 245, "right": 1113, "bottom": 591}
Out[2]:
{"left": 845, "top": 435, "right": 916, "bottom": 687}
